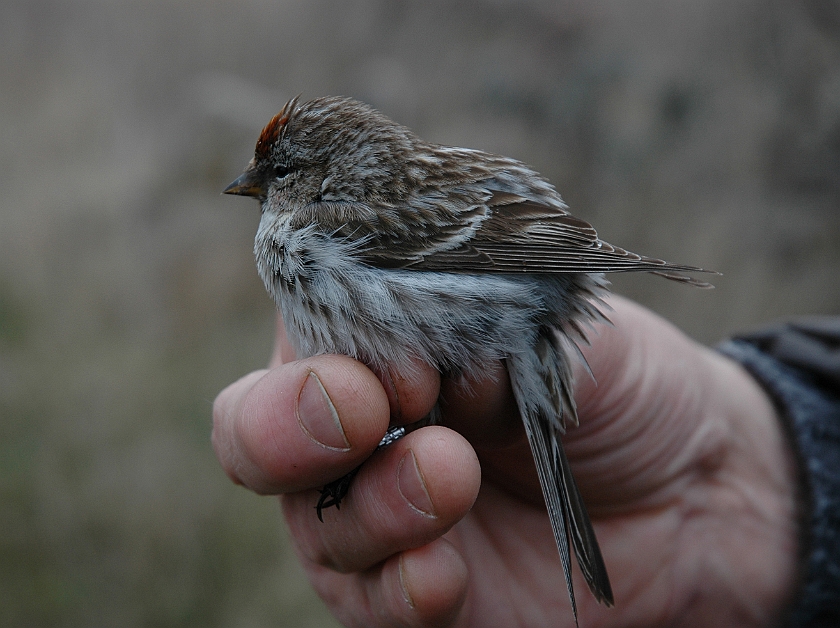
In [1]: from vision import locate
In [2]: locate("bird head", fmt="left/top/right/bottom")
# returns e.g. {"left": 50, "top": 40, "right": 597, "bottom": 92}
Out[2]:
{"left": 224, "top": 96, "right": 420, "bottom": 213}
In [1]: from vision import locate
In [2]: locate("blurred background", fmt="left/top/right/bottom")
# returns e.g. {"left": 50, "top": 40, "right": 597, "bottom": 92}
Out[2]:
{"left": 1, "top": 0, "right": 838, "bottom": 625}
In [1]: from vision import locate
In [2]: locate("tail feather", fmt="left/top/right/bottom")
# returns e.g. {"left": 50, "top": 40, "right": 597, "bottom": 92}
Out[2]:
{"left": 555, "top": 440, "right": 614, "bottom": 606}
{"left": 519, "top": 403, "right": 579, "bottom": 622}
{"left": 507, "top": 328, "right": 614, "bottom": 624}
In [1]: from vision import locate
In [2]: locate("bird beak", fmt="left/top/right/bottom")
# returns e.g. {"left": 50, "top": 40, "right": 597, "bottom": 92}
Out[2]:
{"left": 223, "top": 166, "right": 265, "bottom": 198}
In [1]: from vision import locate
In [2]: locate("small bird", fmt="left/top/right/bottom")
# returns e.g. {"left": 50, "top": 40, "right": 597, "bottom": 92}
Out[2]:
{"left": 224, "top": 95, "right": 713, "bottom": 623}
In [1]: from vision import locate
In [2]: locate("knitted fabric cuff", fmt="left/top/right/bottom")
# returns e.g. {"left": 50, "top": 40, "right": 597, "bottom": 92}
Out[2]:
{"left": 717, "top": 335, "right": 840, "bottom": 628}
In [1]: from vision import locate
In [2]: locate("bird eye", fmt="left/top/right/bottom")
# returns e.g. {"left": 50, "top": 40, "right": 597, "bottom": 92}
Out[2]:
{"left": 273, "top": 165, "right": 292, "bottom": 179}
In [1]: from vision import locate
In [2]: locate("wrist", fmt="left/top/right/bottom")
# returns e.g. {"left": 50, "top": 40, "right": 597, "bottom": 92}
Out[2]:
{"left": 675, "top": 349, "right": 799, "bottom": 626}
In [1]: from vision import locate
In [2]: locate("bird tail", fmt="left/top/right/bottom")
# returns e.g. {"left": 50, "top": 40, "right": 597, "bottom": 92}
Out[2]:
{"left": 507, "top": 328, "right": 614, "bottom": 624}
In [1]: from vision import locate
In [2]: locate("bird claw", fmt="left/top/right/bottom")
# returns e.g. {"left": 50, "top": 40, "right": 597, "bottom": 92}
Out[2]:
{"left": 316, "top": 468, "right": 360, "bottom": 521}
{"left": 315, "top": 425, "right": 409, "bottom": 521}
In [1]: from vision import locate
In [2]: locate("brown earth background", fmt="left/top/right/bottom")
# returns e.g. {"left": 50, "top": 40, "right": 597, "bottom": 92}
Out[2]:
{"left": 1, "top": 0, "right": 839, "bottom": 625}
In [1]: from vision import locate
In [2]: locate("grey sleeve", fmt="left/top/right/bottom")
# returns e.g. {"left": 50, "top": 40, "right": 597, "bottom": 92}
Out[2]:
{"left": 717, "top": 317, "right": 840, "bottom": 628}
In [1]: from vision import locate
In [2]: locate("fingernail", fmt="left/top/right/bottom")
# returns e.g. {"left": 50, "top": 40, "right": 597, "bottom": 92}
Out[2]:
{"left": 370, "top": 364, "right": 402, "bottom": 423}
{"left": 397, "top": 450, "right": 435, "bottom": 517}
{"left": 398, "top": 555, "right": 416, "bottom": 609}
{"left": 297, "top": 371, "right": 350, "bottom": 450}
{"left": 383, "top": 366, "right": 402, "bottom": 423}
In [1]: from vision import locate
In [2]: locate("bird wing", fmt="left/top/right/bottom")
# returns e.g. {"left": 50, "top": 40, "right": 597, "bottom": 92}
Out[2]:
{"left": 295, "top": 179, "right": 714, "bottom": 285}
{"left": 400, "top": 189, "right": 714, "bottom": 286}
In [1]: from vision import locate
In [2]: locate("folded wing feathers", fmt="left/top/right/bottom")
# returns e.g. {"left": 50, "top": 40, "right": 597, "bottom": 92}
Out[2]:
{"left": 408, "top": 192, "right": 715, "bottom": 284}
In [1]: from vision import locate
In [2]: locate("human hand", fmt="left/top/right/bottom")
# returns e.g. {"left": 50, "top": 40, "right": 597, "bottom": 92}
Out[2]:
{"left": 212, "top": 296, "right": 799, "bottom": 627}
